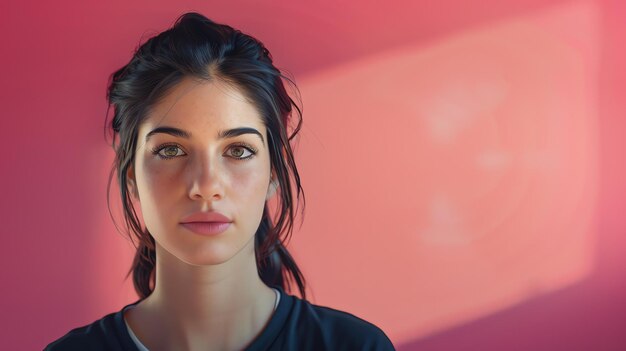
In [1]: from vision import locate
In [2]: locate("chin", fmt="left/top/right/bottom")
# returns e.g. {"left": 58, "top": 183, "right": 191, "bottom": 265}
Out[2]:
{"left": 177, "top": 240, "right": 254, "bottom": 267}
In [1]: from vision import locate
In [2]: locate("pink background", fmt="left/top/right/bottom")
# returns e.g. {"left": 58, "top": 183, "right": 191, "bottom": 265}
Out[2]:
{"left": 1, "top": 0, "right": 625, "bottom": 350}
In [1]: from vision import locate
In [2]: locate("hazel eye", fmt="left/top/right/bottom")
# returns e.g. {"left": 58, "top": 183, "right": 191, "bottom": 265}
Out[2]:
{"left": 227, "top": 145, "right": 256, "bottom": 159}
{"left": 153, "top": 145, "right": 186, "bottom": 159}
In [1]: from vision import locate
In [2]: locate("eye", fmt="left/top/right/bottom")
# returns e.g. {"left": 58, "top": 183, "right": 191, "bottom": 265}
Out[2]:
{"left": 152, "top": 144, "right": 186, "bottom": 159}
{"left": 227, "top": 144, "right": 257, "bottom": 160}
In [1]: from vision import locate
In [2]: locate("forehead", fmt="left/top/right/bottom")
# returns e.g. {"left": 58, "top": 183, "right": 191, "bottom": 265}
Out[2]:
{"left": 140, "top": 77, "right": 264, "bottom": 136}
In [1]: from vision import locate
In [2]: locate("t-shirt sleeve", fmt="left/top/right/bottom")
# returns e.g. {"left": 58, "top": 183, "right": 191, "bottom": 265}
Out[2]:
{"left": 44, "top": 330, "right": 108, "bottom": 351}
{"left": 337, "top": 317, "right": 396, "bottom": 350}
{"left": 362, "top": 325, "right": 396, "bottom": 350}
{"left": 43, "top": 312, "right": 130, "bottom": 351}
{"left": 314, "top": 306, "right": 396, "bottom": 350}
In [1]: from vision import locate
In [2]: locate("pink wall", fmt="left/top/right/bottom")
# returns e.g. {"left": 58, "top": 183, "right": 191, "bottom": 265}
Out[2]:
{"left": 1, "top": 1, "right": 625, "bottom": 350}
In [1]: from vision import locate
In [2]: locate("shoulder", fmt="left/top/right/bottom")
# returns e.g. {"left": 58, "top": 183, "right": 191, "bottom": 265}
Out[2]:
{"left": 286, "top": 296, "right": 395, "bottom": 350}
{"left": 44, "top": 319, "right": 109, "bottom": 351}
{"left": 44, "top": 307, "right": 134, "bottom": 351}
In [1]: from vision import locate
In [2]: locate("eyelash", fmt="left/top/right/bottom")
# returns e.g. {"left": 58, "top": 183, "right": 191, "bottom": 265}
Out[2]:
{"left": 151, "top": 143, "right": 258, "bottom": 161}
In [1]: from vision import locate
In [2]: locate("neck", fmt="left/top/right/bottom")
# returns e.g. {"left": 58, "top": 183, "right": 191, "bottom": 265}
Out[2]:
{"left": 131, "top": 238, "right": 277, "bottom": 351}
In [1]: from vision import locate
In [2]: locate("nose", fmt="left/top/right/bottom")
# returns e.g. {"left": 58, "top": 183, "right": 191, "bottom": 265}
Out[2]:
{"left": 187, "top": 153, "right": 225, "bottom": 202}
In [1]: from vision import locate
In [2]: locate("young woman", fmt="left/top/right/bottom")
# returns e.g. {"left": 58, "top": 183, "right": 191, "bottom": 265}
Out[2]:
{"left": 46, "top": 12, "right": 395, "bottom": 351}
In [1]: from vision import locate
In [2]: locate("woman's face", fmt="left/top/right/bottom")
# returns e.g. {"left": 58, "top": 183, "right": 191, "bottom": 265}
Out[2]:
{"left": 129, "top": 77, "right": 274, "bottom": 266}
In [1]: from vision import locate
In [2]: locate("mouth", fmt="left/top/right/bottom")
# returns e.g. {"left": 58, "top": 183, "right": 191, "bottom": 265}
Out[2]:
{"left": 180, "top": 210, "right": 232, "bottom": 223}
{"left": 180, "top": 221, "right": 231, "bottom": 236}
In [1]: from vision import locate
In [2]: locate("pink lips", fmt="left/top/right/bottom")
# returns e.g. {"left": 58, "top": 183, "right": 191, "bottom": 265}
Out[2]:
{"left": 180, "top": 211, "right": 232, "bottom": 236}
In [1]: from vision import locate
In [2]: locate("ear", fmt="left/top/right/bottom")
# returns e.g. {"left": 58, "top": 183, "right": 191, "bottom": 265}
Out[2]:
{"left": 266, "top": 175, "right": 279, "bottom": 200}
{"left": 126, "top": 165, "right": 140, "bottom": 200}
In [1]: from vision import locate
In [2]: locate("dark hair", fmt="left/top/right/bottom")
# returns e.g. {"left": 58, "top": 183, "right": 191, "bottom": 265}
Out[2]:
{"left": 104, "top": 12, "right": 306, "bottom": 300}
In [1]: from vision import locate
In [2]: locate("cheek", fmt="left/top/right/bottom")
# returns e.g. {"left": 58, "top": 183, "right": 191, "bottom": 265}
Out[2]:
{"left": 139, "top": 163, "right": 177, "bottom": 197}
{"left": 230, "top": 164, "right": 270, "bottom": 201}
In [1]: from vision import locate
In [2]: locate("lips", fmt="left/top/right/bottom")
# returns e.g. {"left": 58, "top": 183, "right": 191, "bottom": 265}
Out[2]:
{"left": 180, "top": 211, "right": 232, "bottom": 236}
{"left": 180, "top": 211, "right": 232, "bottom": 223}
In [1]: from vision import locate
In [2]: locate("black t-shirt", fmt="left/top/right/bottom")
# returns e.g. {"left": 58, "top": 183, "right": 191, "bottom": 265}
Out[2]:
{"left": 45, "top": 286, "right": 395, "bottom": 350}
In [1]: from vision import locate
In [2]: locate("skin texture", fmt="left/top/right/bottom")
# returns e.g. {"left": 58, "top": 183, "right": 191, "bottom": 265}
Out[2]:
{"left": 124, "top": 77, "right": 279, "bottom": 351}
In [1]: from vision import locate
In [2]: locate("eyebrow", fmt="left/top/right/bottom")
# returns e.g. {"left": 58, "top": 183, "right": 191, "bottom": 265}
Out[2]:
{"left": 145, "top": 126, "right": 265, "bottom": 144}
